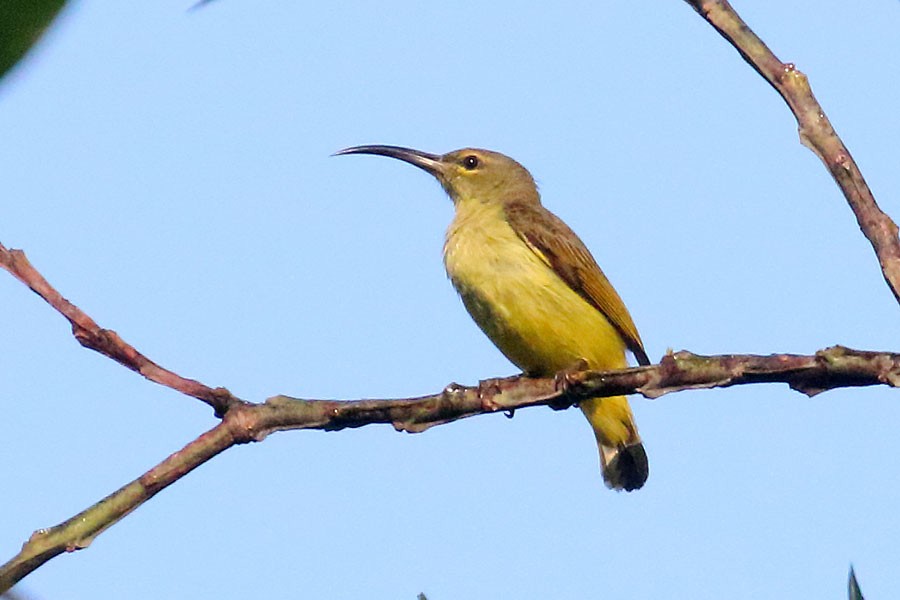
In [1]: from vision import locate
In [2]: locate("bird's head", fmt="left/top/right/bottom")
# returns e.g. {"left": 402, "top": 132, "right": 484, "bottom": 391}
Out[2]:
{"left": 335, "top": 145, "right": 539, "bottom": 206}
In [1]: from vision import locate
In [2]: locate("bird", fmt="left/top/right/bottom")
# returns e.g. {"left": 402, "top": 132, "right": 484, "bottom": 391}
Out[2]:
{"left": 336, "top": 145, "right": 651, "bottom": 491}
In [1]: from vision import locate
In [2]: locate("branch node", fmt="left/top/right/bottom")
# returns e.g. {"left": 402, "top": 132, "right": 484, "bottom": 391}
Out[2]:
{"left": 225, "top": 404, "right": 261, "bottom": 443}
{"left": 477, "top": 378, "right": 504, "bottom": 412}
{"left": 442, "top": 381, "right": 466, "bottom": 397}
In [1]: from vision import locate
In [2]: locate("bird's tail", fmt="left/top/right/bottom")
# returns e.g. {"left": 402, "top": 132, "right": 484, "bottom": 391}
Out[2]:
{"left": 580, "top": 395, "right": 648, "bottom": 492}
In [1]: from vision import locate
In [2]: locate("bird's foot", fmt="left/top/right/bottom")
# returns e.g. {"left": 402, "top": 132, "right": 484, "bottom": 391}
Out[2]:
{"left": 549, "top": 359, "right": 590, "bottom": 410}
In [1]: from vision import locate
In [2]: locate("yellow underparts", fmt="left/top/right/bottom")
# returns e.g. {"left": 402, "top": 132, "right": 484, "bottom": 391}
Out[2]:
{"left": 443, "top": 199, "right": 637, "bottom": 448}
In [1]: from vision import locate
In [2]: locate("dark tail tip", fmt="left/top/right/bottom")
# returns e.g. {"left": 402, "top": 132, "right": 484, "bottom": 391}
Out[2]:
{"left": 602, "top": 443, "right": 649, "bottom": 492}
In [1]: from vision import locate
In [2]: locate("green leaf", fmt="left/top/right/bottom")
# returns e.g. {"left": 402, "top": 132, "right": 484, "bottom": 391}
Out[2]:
{"left": 0, "top": 0, "right": 67, "bottom": 82}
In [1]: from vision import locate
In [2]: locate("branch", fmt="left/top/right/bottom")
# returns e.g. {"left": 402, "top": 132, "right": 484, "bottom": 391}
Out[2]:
{"left": 683, "top": 0, "right": 900, "bottom": 305}
{"left": 2, "top": 345, "right": 899, "bottom": 591}
{"left": 0, "top": 243, "right": 239, "bottom": 416}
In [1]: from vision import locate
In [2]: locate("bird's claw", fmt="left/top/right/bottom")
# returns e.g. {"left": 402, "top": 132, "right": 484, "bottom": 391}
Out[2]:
{"left": 549, "top": 359, "right": 589, "bottom": 410}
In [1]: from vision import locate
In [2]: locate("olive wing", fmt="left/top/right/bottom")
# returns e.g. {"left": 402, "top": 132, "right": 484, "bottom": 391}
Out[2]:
{"left": 504, "top": 201, "right": 650, "bottom": 366}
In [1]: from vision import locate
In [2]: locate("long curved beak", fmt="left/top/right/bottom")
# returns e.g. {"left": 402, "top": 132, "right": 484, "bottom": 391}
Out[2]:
{"left": 334, "top": 145, "right": 444, "bottom": 178}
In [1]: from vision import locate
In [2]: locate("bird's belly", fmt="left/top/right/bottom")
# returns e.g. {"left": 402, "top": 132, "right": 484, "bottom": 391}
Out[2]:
{"left": 444, "top": 223, "right": 626, "bottom": 376}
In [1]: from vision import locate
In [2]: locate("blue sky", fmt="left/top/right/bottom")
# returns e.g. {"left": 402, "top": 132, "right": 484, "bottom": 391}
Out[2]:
{"left": 2, "top": 2, "right": 900, "bottom": 598}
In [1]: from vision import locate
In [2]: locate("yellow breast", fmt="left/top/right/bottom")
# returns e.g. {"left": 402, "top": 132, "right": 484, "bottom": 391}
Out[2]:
{"left": 442, "top": 199, "right": 627, "bottom": 376}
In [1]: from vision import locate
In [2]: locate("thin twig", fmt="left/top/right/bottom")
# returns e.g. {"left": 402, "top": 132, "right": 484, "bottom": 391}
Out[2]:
{"left": 0, "top": 243, "right": 240, "bottom": 415}
{"left": 683, "top": 0, "right": 900, "bottom": 304}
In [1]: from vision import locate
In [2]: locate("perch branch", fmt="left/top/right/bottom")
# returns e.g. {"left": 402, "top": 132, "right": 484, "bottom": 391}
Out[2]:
{"left": 683, "top": 0, "right": 900, "bottom": 304}
{"left": 2, "top": 345, "right": 899, "bottom": 591}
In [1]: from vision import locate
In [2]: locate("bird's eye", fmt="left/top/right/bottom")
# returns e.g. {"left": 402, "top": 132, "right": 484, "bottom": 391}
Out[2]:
{"left": 462, "top": 155, "right": 480, "bottom": 170}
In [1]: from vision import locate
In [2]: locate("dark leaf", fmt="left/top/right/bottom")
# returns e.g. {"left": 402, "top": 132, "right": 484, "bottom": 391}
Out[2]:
{"left": 849, "top": 565, "right": 864, "bottom": 600}
{"left": 0, "top": 0, "right": 67, "bottom": 83}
